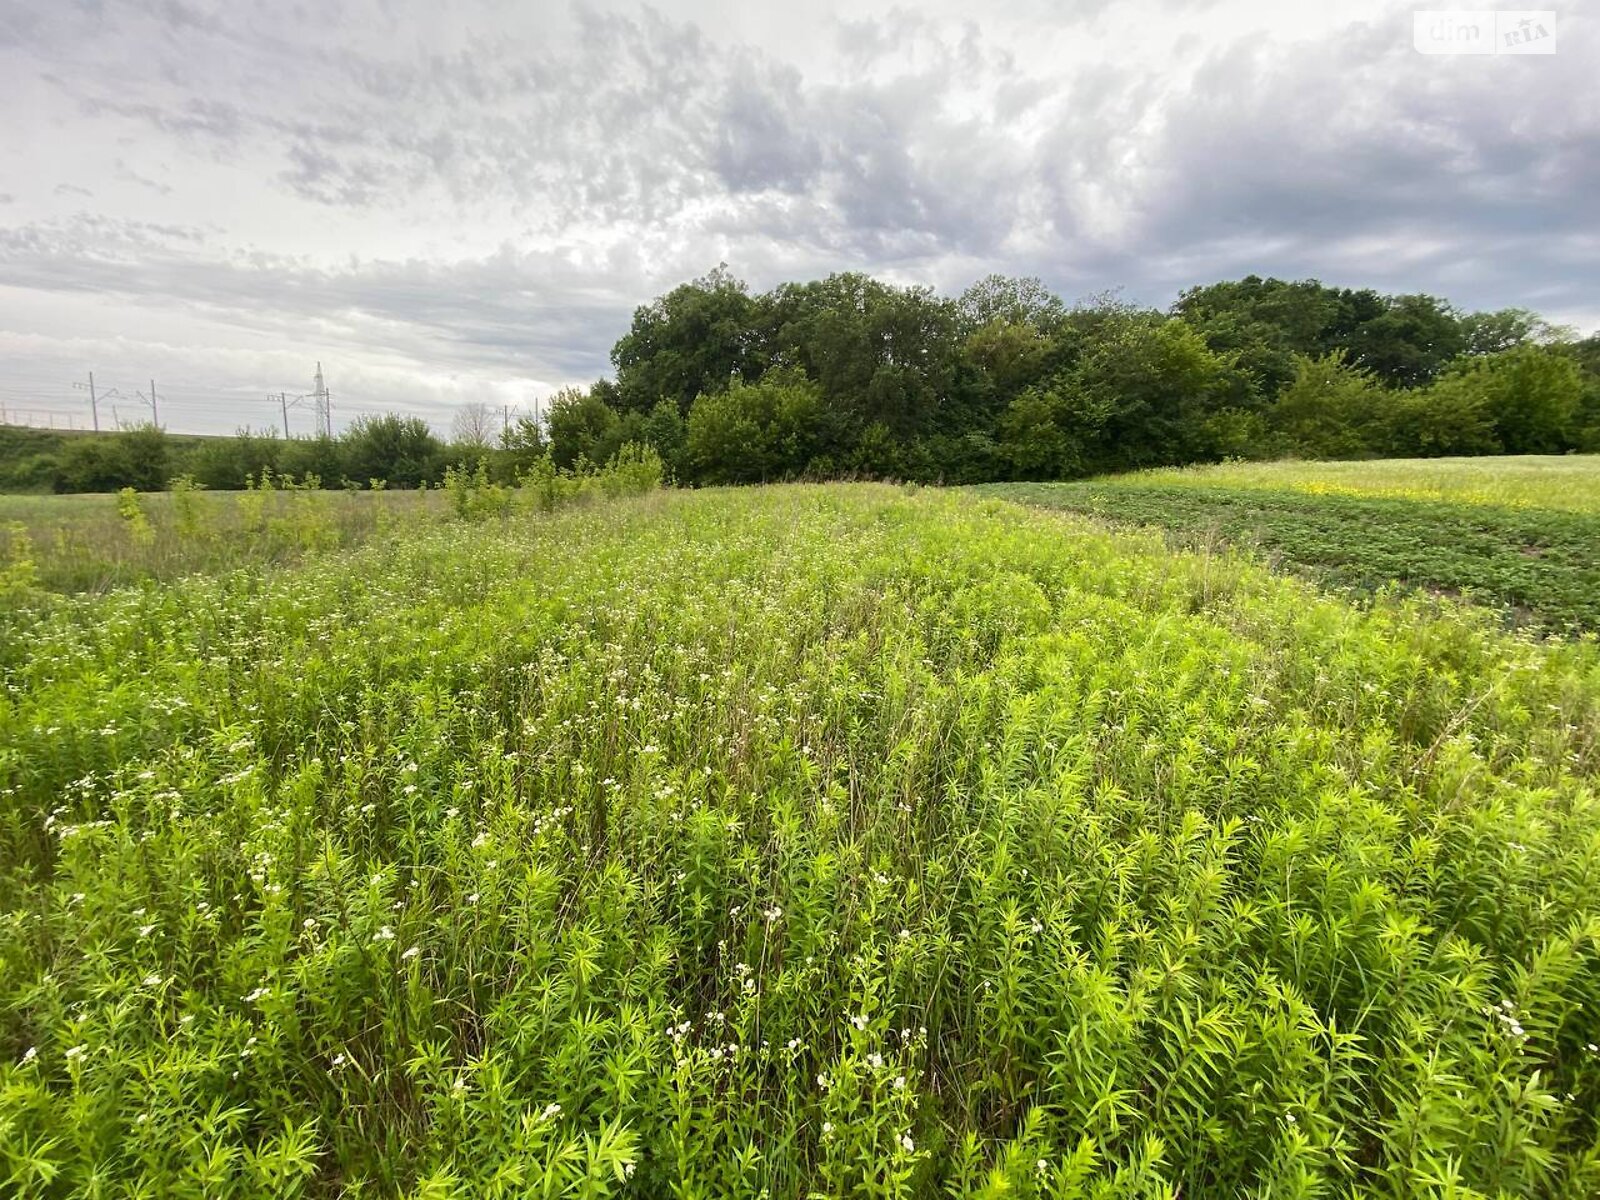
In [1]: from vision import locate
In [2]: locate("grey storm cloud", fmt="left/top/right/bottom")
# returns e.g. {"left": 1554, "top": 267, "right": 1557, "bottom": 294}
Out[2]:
{"left": 0, "top": 0, "right": 1596, "bottom": 433}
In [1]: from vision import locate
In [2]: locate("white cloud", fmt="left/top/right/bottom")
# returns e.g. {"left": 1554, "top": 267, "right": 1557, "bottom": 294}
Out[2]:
{"left": 0, "top": 0, "right": 1594, "bottom": 433}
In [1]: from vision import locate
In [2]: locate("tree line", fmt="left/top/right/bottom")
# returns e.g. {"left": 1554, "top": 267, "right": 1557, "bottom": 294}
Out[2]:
{"left": 6, "top": 270, "right": 1598, "bottom": 493}
{"left": 558, "top": 269, "right": 1600, "bottom": 484}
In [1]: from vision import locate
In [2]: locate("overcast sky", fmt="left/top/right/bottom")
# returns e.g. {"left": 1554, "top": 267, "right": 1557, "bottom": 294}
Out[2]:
{"left": 1, "top": 0, "right": 1594, "bottom": 435}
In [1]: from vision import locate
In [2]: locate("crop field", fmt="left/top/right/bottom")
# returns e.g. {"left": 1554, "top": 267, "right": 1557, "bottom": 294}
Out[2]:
{"left": 3, "top": 481, "right": 1600, "bottom": 1197}
{"left": 981, "top": 457, "right": 1600, "bottom": 635}
{"left": 1087, "top": 457, "right": 1600, "bottom": 514}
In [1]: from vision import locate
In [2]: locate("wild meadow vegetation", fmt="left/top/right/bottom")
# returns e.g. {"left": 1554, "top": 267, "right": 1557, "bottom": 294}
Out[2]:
{"left": 983, "top": 457, "right": 1600, "bottom": 635}
{"left": 0, "top": 447, "right": 662, "bottom": 594}
{"left": 3, "top": 477, "right": 1600, "bottom": 1197}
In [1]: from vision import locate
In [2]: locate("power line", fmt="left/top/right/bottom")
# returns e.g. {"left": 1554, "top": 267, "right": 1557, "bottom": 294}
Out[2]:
{"left": 135, "top": 378, "right": 161, "bottom": 427}
{"left": 73, "top": 372, "right": 100, "bottom": 432}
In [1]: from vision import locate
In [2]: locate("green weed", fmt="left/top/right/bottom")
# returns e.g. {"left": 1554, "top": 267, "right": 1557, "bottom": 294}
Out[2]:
{"left": 0, "top": 484, "right": 1597, "bottom": 1196}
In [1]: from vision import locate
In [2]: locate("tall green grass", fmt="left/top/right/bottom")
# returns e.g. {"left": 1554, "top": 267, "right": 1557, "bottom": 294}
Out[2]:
{"left": 0, "top": 446, "right": 664, "bottom": 595}
{"left": 2, "top": 485, "right": 1598, "bottom": 1197}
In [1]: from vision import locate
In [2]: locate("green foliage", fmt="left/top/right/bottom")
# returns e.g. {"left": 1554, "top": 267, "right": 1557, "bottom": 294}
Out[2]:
{"left": 341, "top": 414, "right": 444, "bottom": 489}
{"left": 1343, "top": 292, "right": 1466, "bottom": 388}
{"left": 444, "top": 459, "right": 514, "bottom": 521}
{"left": 759, "top": 272, "right": 961, "bottom": 439}
{"left": 1175, "top": 275, "right": 1347, "bottom": 396}
{"left": 0, "top": 520, "right": 40, "bottom": 598}
{"left": 612, "top": 264, "right": 765, "bottom": 414}
{"left": 1386, "top": 378, "right": 1502, "bottom": 458}
{"left": 56, "top": 423, "right": 173, "bottom": 492}
{"left": 956, "top": 274, "right": 1068, "bottom": 335}
{"left": 687, "top": 369, "right": 827, "bottom": 483}
{"left": 2, "top": 484, "right": 1599, "bottom": 1196}
{"left": 6, "top": 275, "right": 1599, "bottom": 498}
{"left": 998, "top": 381, "right": 1108, "bottom": 479}
{"left": 986, "top": 471, "right": 1600, "bottom": 632}
{"left": 170, "top": 473, "right": 207, "bottom": 541}
{"left": 1439, "top": 345, "right": 1585, "bottom": 455}
{"left": 498, "top": 414, "right": 551, "bottom": 481}
{"left": 1269, "top": 351, "right": 1389, "bottom": 458}
{"left": 115, "top": 485, "right": 154, "bottom": 546}
{"left": 639, "top": 400, "right": 688, "bottom": 480}
{"left": 547, "top": 387, "right": 625, "bottom": 470}
{"left": 598, "top": 442, "right": 665, "bottom": 497}
{"left": 191, "top": 429, "right": 285, "bottom": 490}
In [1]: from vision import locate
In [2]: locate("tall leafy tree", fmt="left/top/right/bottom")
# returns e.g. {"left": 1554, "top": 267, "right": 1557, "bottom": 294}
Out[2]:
{"left": 1436, "top": 345, "right": 1583, "bottom": 454}
{"left": 1342, "top": 293, "right": 1465, "bottom": 388}
{"left": 342, "top": 415, "right": 442, "bottom": 488}
{"left": 758, "top": 273, "right": 960, "bottom": 438}
{"left": 956, "top": 275, "right": 1068, "bottom": 335}
{"left": 546, "top": 387, "right": 623, "bottom": 468}
{"left": 1174, "top": 276, "right": 1344, "bottom": 399}
{"left": 611, "top": 266, "right": 764, "bottom": 415}
{"left": 1269, "top": 351, "right": 1389, "bottom": 458}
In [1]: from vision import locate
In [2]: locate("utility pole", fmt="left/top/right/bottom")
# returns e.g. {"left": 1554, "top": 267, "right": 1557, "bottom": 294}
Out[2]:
{"left": 272, "top": 392, "right": 292, "bottom": 438}
{"left": 74, "top": 371, "right": 101, "bottom": 432}
{"left": 137, "top": 379, "right": 160, "bottom": 427}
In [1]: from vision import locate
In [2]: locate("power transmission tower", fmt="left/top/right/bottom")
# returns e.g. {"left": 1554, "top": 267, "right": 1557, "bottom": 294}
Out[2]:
{"left": 312, "top": 362, "right": 332, "bottom": 437}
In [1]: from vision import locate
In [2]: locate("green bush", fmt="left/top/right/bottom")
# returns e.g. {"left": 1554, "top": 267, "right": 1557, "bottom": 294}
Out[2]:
{"left": 687, "top": 368, "right": 826, "bottom": 483}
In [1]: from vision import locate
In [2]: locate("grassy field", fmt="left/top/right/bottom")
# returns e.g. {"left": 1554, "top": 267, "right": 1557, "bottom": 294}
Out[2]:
{"left": 0, "top": 487, "right": 445, "bottom": 593}
{"left": 3, "top": 481, "right": 1599, "bottom": 1197}
{"left": 981, "top": 457, "right": 1600, "bottom": 635}
{"left": 1099, "top": 456, "right": 1600, "bottom": 513}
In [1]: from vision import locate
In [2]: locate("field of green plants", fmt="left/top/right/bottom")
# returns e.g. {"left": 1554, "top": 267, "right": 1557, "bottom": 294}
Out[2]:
{"left": 3, "top": 478, "right": 1600, "bottom": 1197}
{"left": 1091, "top": 457, "right": 1600, "bottom": 514}
{"left": 982, "top": 456, "right": 1600, "bottom": 635}
{"left": 0, "top": 450, "right": 659, "bottom": 594}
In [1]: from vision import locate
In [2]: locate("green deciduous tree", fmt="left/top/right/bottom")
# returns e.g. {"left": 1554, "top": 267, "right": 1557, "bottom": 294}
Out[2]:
{"left": 547, "top": 387, "right": 624, "bottom": 469}
{"left": 1429, "top": 345, "right": 1584, "bottom": 454}
{"left": 686, "top": 369, "right": 826, "bottom": 484}
{"left": 612, "top": 265, "right": 764, "bottom": 415}
{"left": 341, "top": 415, "right": 443, "bottom": 488}
{"left": 1270, "top": 351, "right": 1389, "bottom": 458}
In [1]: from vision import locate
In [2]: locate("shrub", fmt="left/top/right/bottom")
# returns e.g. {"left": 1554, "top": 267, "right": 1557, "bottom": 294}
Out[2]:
{"left": 686, "top": 368, "right": 826, "bottom": 483}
